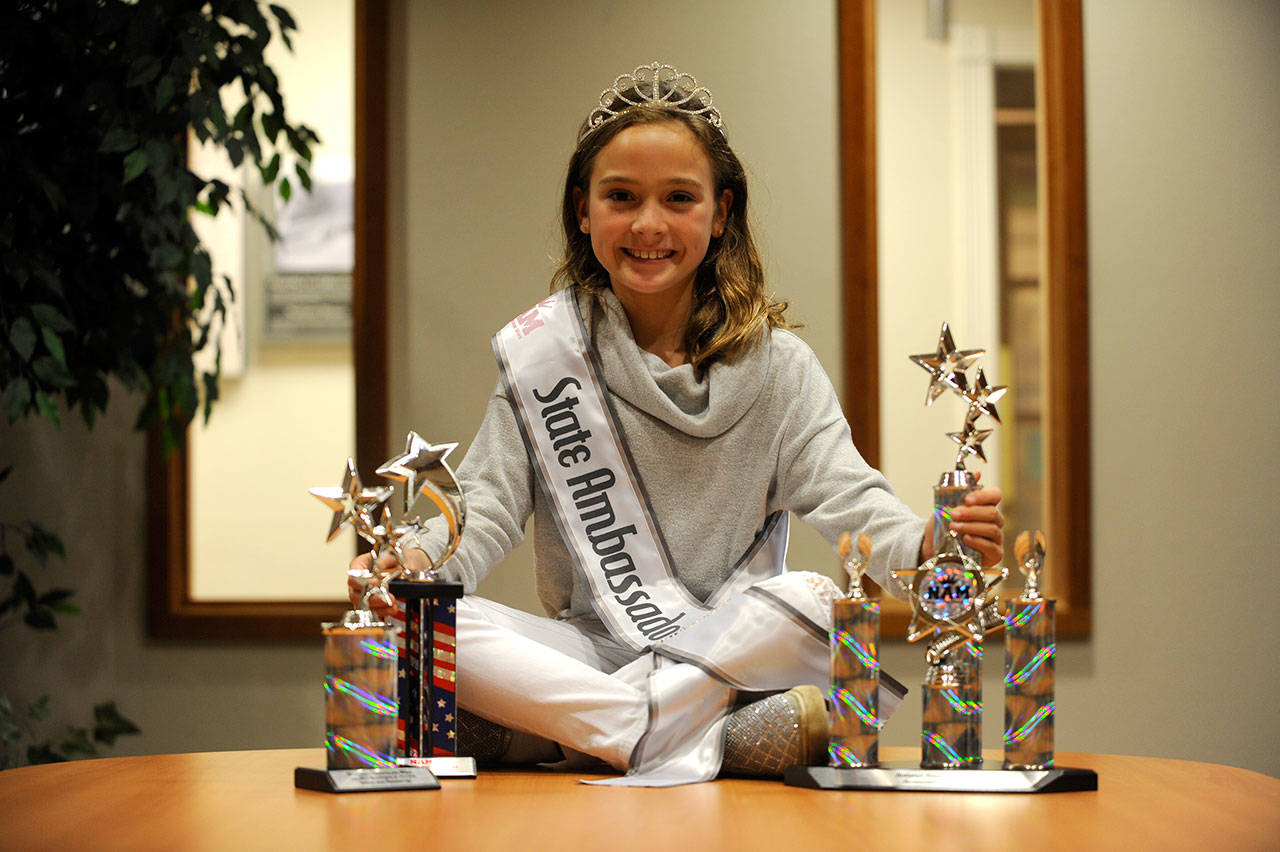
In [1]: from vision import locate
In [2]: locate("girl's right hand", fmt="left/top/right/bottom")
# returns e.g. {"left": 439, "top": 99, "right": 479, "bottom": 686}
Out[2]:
{"left": 346, "top": 548, "right": 438, "bottom": 618}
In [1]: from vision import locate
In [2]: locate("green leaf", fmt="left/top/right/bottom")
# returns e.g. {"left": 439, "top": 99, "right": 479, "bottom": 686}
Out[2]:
{"left": 37, "top": 588, "right": 75, "bottom": 607}
{"left": 41, "top": 328, "right": 66, "bottom": 365}
{"left": 28, "top": 696, "right": 51, "bottom": 721}
{"left": 14, "top": 572, "right": 36, "bottom": 604}
{"left": 155, "top": 74, "right": 177, "bottom": 112}
{"left": 23, "top": 607, "right": 56, "bottom": 630}
{"left": 260, "top": 111, "right": 283, "bottom": 143}
{"left": 1, "top": 723, "right": 19, "bottom": 745}
{"left": 126, "top": 56, "right": 162, "bottom": 88}
{"left": 60, "top": 726, "right": 96, "bottom": 757}
{"left": 11, "top": 317, "right": 37, "bottom": 361}
{"left": 34, "top": 391, "right": 60, "bottom": 427}
{"left": 259, "top": 152, "right": 279, "bottom": 184}
{"left": 26, "top": 743, "right": 66, "bottom": 765}
{"left": 28, "top": 524, "right": 65, "bottom": 561}
{"left": 33, "top": 356, "right": 76, "bottom": 389}
{"left": 149, "top": 242, "right": 183, "bottom": 270}
{"left": 3, "top": 378, "right": 31, "bottom": 423}
{"left": 123, "top": 149, "right": 148, "bottom": 185}
{"left": 30, "top": 304, "right": 74, "bottom": 334}
{"left": 0, "top": 695, "right": 11, "bottom": 717}
{"left": 278, "top": 176, "right": 291, "bottom": 203}
{"left": 295, "top": 162, "right": 312, "bottom": 192}
{"left": 269, "top": 4, "right": 298, "bottom": 32}
{"left": 92, "top": 702, "right": 141, "bottom": 746}
{"left": 99, "top": 127, "right": 138, "bottom": 154}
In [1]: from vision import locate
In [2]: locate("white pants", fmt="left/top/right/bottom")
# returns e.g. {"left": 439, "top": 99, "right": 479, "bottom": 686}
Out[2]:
{"left": 453, "top": 571, "right": 852, "bottom": 777}
{"left": 454, "top": 596, "right": 650, "bottom": 769}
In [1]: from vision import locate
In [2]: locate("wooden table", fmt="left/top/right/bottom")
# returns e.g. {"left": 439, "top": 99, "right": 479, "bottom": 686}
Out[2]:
{"left": 1, "top": 747, "right": 1276, "bottom": 850}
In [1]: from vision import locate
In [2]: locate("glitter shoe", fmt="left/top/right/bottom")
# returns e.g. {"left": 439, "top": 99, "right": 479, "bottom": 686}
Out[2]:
{"left": 456, "top": 709, "right": 513, "bottom": 765}
{"left": 720, "top": 685, "right": 828, "bottom": 777}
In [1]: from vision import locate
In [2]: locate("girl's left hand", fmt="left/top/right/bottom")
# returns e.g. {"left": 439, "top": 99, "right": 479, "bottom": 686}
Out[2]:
{"left": 920, "top": 486, "right": 1005, "bottom": 568}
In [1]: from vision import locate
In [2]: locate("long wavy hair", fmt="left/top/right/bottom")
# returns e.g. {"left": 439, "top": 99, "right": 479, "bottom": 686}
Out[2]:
{"left": 550, "top": 100, "right": 792, "bottom": 378}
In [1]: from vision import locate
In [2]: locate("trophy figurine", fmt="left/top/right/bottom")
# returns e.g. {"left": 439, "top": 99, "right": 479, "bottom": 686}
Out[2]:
{"left": 828, "top": 532, "right": 880, "bottom": 768}
{"left": 1004, "top": 530, "right": 1055, "bottom": 770}
{"left": 295, "top": 431, "right": 469, "bottom": 793}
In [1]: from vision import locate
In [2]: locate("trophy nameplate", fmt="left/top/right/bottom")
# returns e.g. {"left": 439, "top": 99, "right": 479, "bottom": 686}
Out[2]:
{"left": 294, "top": 765, "right": 440, "bottom": 793}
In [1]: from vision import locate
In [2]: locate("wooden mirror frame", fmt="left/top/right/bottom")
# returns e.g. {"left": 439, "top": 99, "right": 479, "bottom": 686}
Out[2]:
{"left": 147, "top": 0, "right": 390, "bottom": 640}
{"left": 839, "top": 0, "right": 1091, "bottom": 638}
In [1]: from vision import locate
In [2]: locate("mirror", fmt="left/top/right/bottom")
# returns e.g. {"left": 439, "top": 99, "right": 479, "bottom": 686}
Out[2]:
{"left": 840, "top": 0, "right": 1090, "bottom": 637}
{"left": 148, "top": 1, "right": 385, "bottom": 639}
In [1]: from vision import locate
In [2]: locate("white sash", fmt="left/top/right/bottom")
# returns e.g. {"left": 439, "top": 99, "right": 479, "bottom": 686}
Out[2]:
{"left": 492, "top": 291, "right": 784, "bottom": 651}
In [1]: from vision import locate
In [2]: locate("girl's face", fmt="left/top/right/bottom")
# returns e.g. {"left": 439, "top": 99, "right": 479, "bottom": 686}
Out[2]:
{"left": 574, "top": 121, "right": 731, "bottom": 309}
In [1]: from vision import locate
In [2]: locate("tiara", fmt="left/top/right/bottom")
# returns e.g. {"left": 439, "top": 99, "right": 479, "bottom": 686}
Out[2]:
{"left": 582, "top": 62, "right": 725, "bottom": 139}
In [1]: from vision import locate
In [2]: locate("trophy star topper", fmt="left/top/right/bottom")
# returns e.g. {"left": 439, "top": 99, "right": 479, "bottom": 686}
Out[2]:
{"left": 376, "top": 431, "right": 467, "bottom": 572}
{"left": 909, "top": 323, "right": 983, "bottom": 407}
{"left": 909, "top": 322, "right": 1008, "bottom": 471}
{"left": 309, "top": 458, "right": 362, "bottom": 543}
{"left": 311, "top": 432, "right": 469, "bottom": 611}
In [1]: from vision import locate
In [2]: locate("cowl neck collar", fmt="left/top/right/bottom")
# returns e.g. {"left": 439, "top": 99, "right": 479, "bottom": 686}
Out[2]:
{"left": 579, "top": 287, "right": 770, "bottom": 439}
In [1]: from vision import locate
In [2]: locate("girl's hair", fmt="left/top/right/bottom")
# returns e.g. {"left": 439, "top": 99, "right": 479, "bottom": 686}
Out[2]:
{"left": 550, "top": 96, "right": 792, "bottom": 378}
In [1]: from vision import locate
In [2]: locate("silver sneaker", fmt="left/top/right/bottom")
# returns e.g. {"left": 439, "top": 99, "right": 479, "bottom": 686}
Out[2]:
{"left": 721, "top": 685, "right": 828, "bottom": 777}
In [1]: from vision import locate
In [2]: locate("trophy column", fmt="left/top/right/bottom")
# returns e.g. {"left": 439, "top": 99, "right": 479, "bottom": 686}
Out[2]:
{"left": 829, "top": 598, "right": 880, "bottom": 768}
{"left": 924, "top": 471, "right": 984, "bottom": 768}
{"left": 1004, "top": 531, "right": 1055, "bottom": 769}
{"left": 389, "top": 579, "right": 465, "bottom": 763}
{"left": 323, "top": 616, "right": 399, "bottom": 769}
{"left": 829, "top": 532, "right": 880, "bottom": 768}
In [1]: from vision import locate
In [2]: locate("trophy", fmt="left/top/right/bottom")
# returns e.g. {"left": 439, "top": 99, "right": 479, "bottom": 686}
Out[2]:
{"left": 784, "top": 323, "right": 1095, "bottom": 793}
{"left": 294, "top": 431, "right": 469, "bottom": 793}
{"left": 378, "top": 432, "right": 472, "bottom": 777}
{"left": 898, "top": 322, "right": 1009, "bottom": 768}
{"left": 1004, "top": 530, "right": 1054, "bottom": 769}
{"left": 828, "top": 532, "right": 880, "bottom": 768}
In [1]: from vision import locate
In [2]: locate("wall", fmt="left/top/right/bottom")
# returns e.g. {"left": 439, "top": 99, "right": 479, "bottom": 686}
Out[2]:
{"left": 0, "top": 0, "right": 1276, "bottom": 779}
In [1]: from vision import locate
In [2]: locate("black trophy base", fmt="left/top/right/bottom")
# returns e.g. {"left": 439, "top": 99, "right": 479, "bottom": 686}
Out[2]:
{"left": 396, "top": 756, "right": 478, "bottom": 778}
{"left": 784, "top": 762, "right": 1097, "bottom": 794}
{"left": 387, "top": 579, "right": 464, "bottom": 600}
{"left": 294, "top": 765, "right": 440, "bottom": 794}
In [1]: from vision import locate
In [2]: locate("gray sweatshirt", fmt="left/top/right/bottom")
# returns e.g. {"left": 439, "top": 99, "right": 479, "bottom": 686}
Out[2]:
{"left": 421, "top": 287, "right": 925, "bottom": 619}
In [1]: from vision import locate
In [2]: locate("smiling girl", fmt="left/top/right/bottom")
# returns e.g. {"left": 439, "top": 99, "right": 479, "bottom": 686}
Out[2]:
{"left": 351, "top": 63, "right": 1004, "bottom": 786}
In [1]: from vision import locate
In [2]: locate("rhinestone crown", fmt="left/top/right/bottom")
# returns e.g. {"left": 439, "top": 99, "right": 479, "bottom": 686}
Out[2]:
{"left": 582, "top": 61, "right": 724, "bottom": 140}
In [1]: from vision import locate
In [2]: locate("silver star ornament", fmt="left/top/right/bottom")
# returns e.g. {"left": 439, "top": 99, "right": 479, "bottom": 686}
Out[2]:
{"left": 909, "top": 323, "right": 984, "bottom": 406}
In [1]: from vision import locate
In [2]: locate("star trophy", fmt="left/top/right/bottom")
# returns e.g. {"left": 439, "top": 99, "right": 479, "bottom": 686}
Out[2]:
{"left": 786, "top": 324, "right": 1095, "bottom": 793}
{"left": 294, "top": 432, "right": 472, "bottom": 793}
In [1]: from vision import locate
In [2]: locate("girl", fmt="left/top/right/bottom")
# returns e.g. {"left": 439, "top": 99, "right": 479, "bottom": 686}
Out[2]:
{"left": 350, "top": 63, "right": 1004, "bottom": 786}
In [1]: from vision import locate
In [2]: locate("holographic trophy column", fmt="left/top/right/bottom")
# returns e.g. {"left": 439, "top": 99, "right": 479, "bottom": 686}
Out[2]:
{"left": 323, "top": 618, "right": 398, "bottom": 770}
{"left": 1004, "top": 531, "right": 1055, "bottom": 770}
{"left": 893, "top": 534, "right": 1004, "bottom": 768}
{"left": 828, "top": 532, "right": 880, "bottom": 769}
